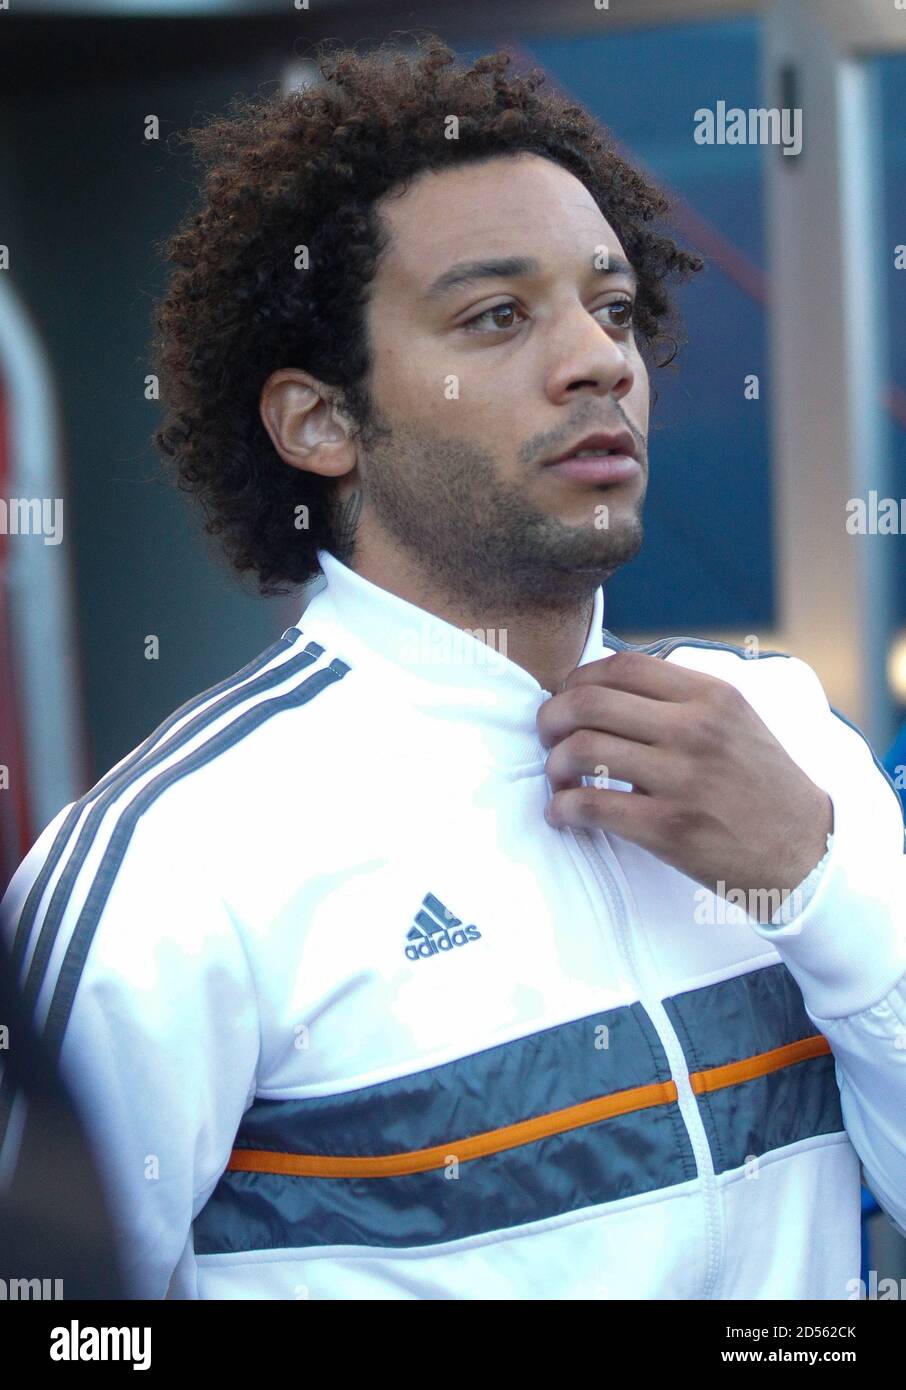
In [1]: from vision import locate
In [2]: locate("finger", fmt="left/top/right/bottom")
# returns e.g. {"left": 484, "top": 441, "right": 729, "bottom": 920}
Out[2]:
{"left": 564, "top": 650, "right": 711, "bottom": 703}
{"left": 544, "top": 784, "right": 654, "bottom": 844}
{"left": 537, "top": 682, "right": 673, "bottom": 750}
{"left": 544, "top": 730, "right": 665, "bottom": 795}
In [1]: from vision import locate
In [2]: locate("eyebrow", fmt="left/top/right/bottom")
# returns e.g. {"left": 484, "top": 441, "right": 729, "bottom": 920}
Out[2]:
{"left": 423, "top": 253, "right": 639, "bottom": 301}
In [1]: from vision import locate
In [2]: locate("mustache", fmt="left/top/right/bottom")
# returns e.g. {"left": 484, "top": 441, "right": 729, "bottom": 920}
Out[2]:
{"left": 529, "top": 418, "right": 646, "bottom": 464}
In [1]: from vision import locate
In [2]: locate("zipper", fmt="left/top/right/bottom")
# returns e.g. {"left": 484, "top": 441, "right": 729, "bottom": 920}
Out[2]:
{"left": 568, "top": 822, "right": 724, "bottom": 1299}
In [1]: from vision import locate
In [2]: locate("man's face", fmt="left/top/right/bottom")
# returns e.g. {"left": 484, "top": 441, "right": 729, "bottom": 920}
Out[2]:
{"left": 345, "top": 151, "right": 650, "bottom": 610}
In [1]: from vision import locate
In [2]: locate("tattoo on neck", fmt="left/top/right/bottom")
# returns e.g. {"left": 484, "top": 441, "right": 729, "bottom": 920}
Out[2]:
{"left": 335, "top": 488, "right": 363, "bottom": 560}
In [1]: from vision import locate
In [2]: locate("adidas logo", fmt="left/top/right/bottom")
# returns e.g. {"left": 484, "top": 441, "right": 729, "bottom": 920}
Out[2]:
{"left": 405, "top": 892, "right": 482, "bottom": 961}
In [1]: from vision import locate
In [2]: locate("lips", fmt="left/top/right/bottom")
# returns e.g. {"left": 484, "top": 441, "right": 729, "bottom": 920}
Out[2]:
{"left": 542, "top": 429, "right": 637, "bottom": 466}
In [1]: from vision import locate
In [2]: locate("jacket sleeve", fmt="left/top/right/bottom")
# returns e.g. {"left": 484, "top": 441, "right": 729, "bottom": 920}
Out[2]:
{"left": 749, "top": 656, "right": 906, "bottom": 1235}
{"left": 0, "top": 805, "right": 260, "bottom": 1298}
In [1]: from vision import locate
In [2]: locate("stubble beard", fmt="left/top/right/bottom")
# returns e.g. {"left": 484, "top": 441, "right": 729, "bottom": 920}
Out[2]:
{"left": 334, "top": 385, "right": 645, "bottom": 616}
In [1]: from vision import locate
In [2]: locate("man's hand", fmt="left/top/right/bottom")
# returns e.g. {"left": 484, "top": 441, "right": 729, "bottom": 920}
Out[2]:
{"left": 537, "top": 650, "right": 833, "bottom": 902}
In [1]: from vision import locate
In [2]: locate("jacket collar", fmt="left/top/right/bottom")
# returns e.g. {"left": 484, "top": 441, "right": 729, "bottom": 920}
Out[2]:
{"left": 299, "top": 547, "right": 609, "bottom": 768}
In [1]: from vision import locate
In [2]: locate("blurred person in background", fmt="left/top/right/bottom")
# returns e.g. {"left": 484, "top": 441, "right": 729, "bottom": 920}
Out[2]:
{"left": 0, "top": 931, "right": 125, "bottom": 1299}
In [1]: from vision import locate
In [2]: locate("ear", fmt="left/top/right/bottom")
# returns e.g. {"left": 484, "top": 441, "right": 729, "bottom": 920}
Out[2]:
{"left": 259, "top": 369, "right": 356, "bottom": 478}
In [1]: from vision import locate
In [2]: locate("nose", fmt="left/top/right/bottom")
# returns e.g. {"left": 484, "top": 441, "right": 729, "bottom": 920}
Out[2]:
{"left": 544, "top": 300, "right": 639, "bottom": 405}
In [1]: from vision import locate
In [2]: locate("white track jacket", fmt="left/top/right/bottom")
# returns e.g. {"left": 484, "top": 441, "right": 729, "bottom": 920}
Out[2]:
{"left": 2, "top": 547, "right": 905, "bottom": 1300}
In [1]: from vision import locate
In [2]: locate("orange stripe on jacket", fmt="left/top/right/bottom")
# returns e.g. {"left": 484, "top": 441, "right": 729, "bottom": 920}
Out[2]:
{"left": 225, "top": 1033, "right": 831, "bottom": 1180}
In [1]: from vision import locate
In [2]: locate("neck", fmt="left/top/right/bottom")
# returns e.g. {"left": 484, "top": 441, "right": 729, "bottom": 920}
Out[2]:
{"left": 348, "top": 537, "right": 598, "bottom": 696}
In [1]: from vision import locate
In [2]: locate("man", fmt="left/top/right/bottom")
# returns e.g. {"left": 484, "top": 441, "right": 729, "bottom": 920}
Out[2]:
{"left": 1, "top": 37, "right": 904, "bottom": 1301}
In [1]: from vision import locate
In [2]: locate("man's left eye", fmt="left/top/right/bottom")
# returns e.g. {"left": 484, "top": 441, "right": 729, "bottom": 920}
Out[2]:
{"left": 600, "top": 297, "right": 635, "bottom": 328}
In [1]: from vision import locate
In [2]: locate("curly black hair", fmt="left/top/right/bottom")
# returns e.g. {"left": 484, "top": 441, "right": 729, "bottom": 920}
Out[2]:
{"left": 151, "top": 34, "right": 704, "bottom": 595}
